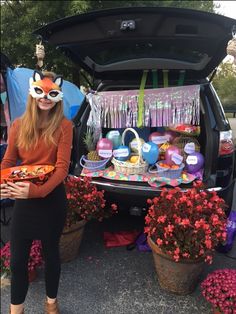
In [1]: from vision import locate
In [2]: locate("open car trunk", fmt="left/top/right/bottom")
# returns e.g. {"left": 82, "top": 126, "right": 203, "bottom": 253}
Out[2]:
{"left": 71, "top": 78, "right": 222, "bottom": 208}
{"left": 33, "top": 7, "right": 235, "bottom": 209}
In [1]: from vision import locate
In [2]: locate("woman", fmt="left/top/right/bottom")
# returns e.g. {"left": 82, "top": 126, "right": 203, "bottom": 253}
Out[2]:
{"left": 0, "top": 70, "right": 73, "bottom": 314}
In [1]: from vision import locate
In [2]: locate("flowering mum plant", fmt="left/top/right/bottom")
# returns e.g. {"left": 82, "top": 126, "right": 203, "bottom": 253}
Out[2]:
{"left": 144, "top": 181, "right": 227, "bottom": 264}
{"left": 64, "top": 175, "right": 118, "bottom": 228}
{"left": 201, "top": 269, "right": 236, "bottom": 314}
{"left": 0, "top": 240, "right": 43, "bottom": 278}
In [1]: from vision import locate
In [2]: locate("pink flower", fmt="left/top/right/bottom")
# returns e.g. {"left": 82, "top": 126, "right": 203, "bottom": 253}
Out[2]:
{"left": 173, "top": 255, "right": 180, "bottom": 262}
{"left": 156, "top": 238, "right": 163, "bottom": 246}
{"left": 157, "top": 215, "right": 167, "bottom": 223}
{"left": 180, "top": 218, "right": 190, "bottom": 226}
{"left": 195, "top": 218, "right": 208, "bottom": 229}
{"left": 204, "top": 238, "right": 212, "bottom": 249}
{"left": 196, "top": 205, "right": 203, "bottom": 211}
{"left": 179, "top": 195, "right": 187, "bottom": 202}
{"left": 164, "top": 224, "right": 174, "bottom": 233}
{"left": 174, "top": 247, "right": 180, "bottom": 255}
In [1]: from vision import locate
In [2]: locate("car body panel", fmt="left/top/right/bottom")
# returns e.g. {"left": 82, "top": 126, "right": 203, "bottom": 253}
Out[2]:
{"left": 34, "top": 7, "right": 236, "bottom": 80}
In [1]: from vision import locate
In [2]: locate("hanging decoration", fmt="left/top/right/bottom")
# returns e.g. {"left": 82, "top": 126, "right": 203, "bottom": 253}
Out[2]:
{"left": 227, "top": 26, "right": 236, "bottom": 65}
{"left": 35, "top": 37, "right": 45, "bottom": 69}
{"left": 87, "top": 85, "right": 200, "bottom": 129}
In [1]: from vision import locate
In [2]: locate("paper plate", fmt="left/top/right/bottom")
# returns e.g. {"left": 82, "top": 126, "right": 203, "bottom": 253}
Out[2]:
{"left": 1, "top": 165, "right": 55, "bottom": 184}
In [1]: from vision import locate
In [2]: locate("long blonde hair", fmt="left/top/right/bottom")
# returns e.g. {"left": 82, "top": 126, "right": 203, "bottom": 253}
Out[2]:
{"left": 17, "top": 71, "right": 64, "bottom": 150}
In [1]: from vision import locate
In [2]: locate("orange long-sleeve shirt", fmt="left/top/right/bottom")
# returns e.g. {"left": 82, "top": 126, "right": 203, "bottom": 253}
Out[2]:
{"left": 1, "top": 118, "right": 73, "bottom": 198}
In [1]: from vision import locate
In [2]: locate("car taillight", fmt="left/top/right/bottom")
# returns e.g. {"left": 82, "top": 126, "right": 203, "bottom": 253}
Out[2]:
{"left": 219, "top": 130, "right": 235, "bottom": 156}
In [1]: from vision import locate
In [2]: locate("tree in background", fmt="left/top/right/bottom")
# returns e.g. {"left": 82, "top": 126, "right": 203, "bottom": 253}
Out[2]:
{"left": 3, "top": 0, "right": 231, "bottom": 94}
{"left": 212, "top": 62, "right": 236, "bottom": 107}
{"left": 1, "top": 1, "right": 216, "bottom": 79}
{"left": 69, "top": 0, "right": 215, "bottom": 14}
{"left": 1, "top": 1, "right": 75, "bottom": 79}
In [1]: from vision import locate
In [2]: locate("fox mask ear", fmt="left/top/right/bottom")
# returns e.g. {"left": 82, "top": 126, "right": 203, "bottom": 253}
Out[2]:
{"left": 32, "top": 70, "right": 63, "bottom": 88}
{"left": 54, "top": 76, "right": 63, "bottom": 88}
{"left": 29, "top": 70, "right": 42, "bottom": 88}
{"left": 33, "top": 70, "right": 44, "bottom": 82}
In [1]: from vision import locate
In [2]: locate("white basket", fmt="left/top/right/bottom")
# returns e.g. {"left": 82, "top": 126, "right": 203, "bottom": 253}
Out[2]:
{"left": 156, "top": 161, "right": 184, "bottom": 179}
{"left": 111, "top": 128, "right": 148, "bottom": 175}
{"left": 80, "top": 155, "right": 110, "bottom": 170}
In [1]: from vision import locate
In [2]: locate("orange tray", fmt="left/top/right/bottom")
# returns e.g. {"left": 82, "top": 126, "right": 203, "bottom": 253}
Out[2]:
{"left": 1, "top": 165, "right": 55, "bottom": 184}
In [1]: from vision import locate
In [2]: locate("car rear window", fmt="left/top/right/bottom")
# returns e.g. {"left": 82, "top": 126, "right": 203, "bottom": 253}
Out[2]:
{"left": 71, "top": 39, "right": 209, "bottom": 66}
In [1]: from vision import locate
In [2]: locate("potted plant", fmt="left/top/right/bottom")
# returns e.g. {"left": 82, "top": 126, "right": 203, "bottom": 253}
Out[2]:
{"left": 144, "top": 181, "right": 227, "bottom": 295}
{"left": 201, "top": 269, "right": 236, "bottom": 314}
{"left": 0, "top": 240, "right": 43, "bottom": 285}
{"left": 60, "top": 175, "right": 118, "bottom": 262}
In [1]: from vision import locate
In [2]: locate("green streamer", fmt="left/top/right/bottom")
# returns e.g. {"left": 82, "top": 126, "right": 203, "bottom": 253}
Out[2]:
{"left": 178, "top": 70, "right": 185, "bottom": 86}
{"left": 152, "top": 70, "right": 158, "bottom": 88}
{"left": 137, "top": 70, "right": 148, "bottom": 128}
{"left": 163, "top": 70, "right": 169, "bottom": 87}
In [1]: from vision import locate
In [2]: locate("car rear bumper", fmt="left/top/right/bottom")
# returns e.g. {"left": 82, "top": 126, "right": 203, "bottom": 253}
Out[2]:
{"left": 91, "top": 177, "right": 229, "bottom": 196}
{"left": 91, "top": 178, "right": 162, "bottom": 196}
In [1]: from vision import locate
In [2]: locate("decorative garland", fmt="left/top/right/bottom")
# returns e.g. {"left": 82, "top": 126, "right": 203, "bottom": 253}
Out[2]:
{"left": 87, "top": 85, "right": 200, "bottom": 129}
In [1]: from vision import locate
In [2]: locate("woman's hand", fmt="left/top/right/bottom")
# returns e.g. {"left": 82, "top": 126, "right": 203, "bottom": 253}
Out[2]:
{"left": 6, "top": 181, "right": 30, "bottom": 199}
{"left": 0, "top": 183, "right": 12, "bottom": 199}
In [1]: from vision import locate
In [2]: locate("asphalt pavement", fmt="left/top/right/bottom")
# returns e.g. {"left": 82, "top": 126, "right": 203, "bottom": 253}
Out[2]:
{"left": 1, "top": 207, "right": 236, "bottom": 314}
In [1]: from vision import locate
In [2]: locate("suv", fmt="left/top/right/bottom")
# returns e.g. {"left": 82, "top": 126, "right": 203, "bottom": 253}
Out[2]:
{"left": 34, "top": 7, "right": 236, "bottom": 211}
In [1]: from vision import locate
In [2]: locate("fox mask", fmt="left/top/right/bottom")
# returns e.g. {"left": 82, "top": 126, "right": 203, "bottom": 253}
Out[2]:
{"left": 29, "top": 70, "right": 63, "bottom": 102}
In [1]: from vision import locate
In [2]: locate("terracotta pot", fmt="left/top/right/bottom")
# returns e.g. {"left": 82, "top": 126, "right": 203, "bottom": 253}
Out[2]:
{"left": 147, "top": 237, "right": 205, "bottom": 295}
{"left": 59, "top": 219, "right": 87, "bottom": 263}
{"left": 28, "top": 269, "right": 37, "bottom": 282}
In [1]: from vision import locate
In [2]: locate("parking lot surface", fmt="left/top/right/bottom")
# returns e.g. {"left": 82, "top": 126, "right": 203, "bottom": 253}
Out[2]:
{"left": 1, "top": 209, "right": 235, "bottom": 314}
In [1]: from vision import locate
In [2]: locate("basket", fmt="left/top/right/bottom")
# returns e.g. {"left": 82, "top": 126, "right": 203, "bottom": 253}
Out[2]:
{"left": 111, "top": 128, "right": 148, "bottom": 175}
{"left": 80, "top": 155, "right": 110, "bottom": 171}
{"left": 169, "top": 125, "right": 200, "bottom": 137}
{"left": 173, "top": 136, "right": 200, "bottom": 161}
{"left": 149, "top": 160, "right": 184, "bottom": 179}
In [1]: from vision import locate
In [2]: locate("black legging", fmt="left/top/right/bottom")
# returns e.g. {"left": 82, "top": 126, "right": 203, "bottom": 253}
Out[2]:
{"left": 9, "top": 183, "right": 67, "bottom": 305}
{"left": 10, "top": 237, "right": 61, "bottom": 304}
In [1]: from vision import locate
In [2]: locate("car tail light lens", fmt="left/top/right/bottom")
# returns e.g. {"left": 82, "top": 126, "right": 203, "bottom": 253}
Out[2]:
{"left": 219, "top": 130, "right": 235, "bottom": 156}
